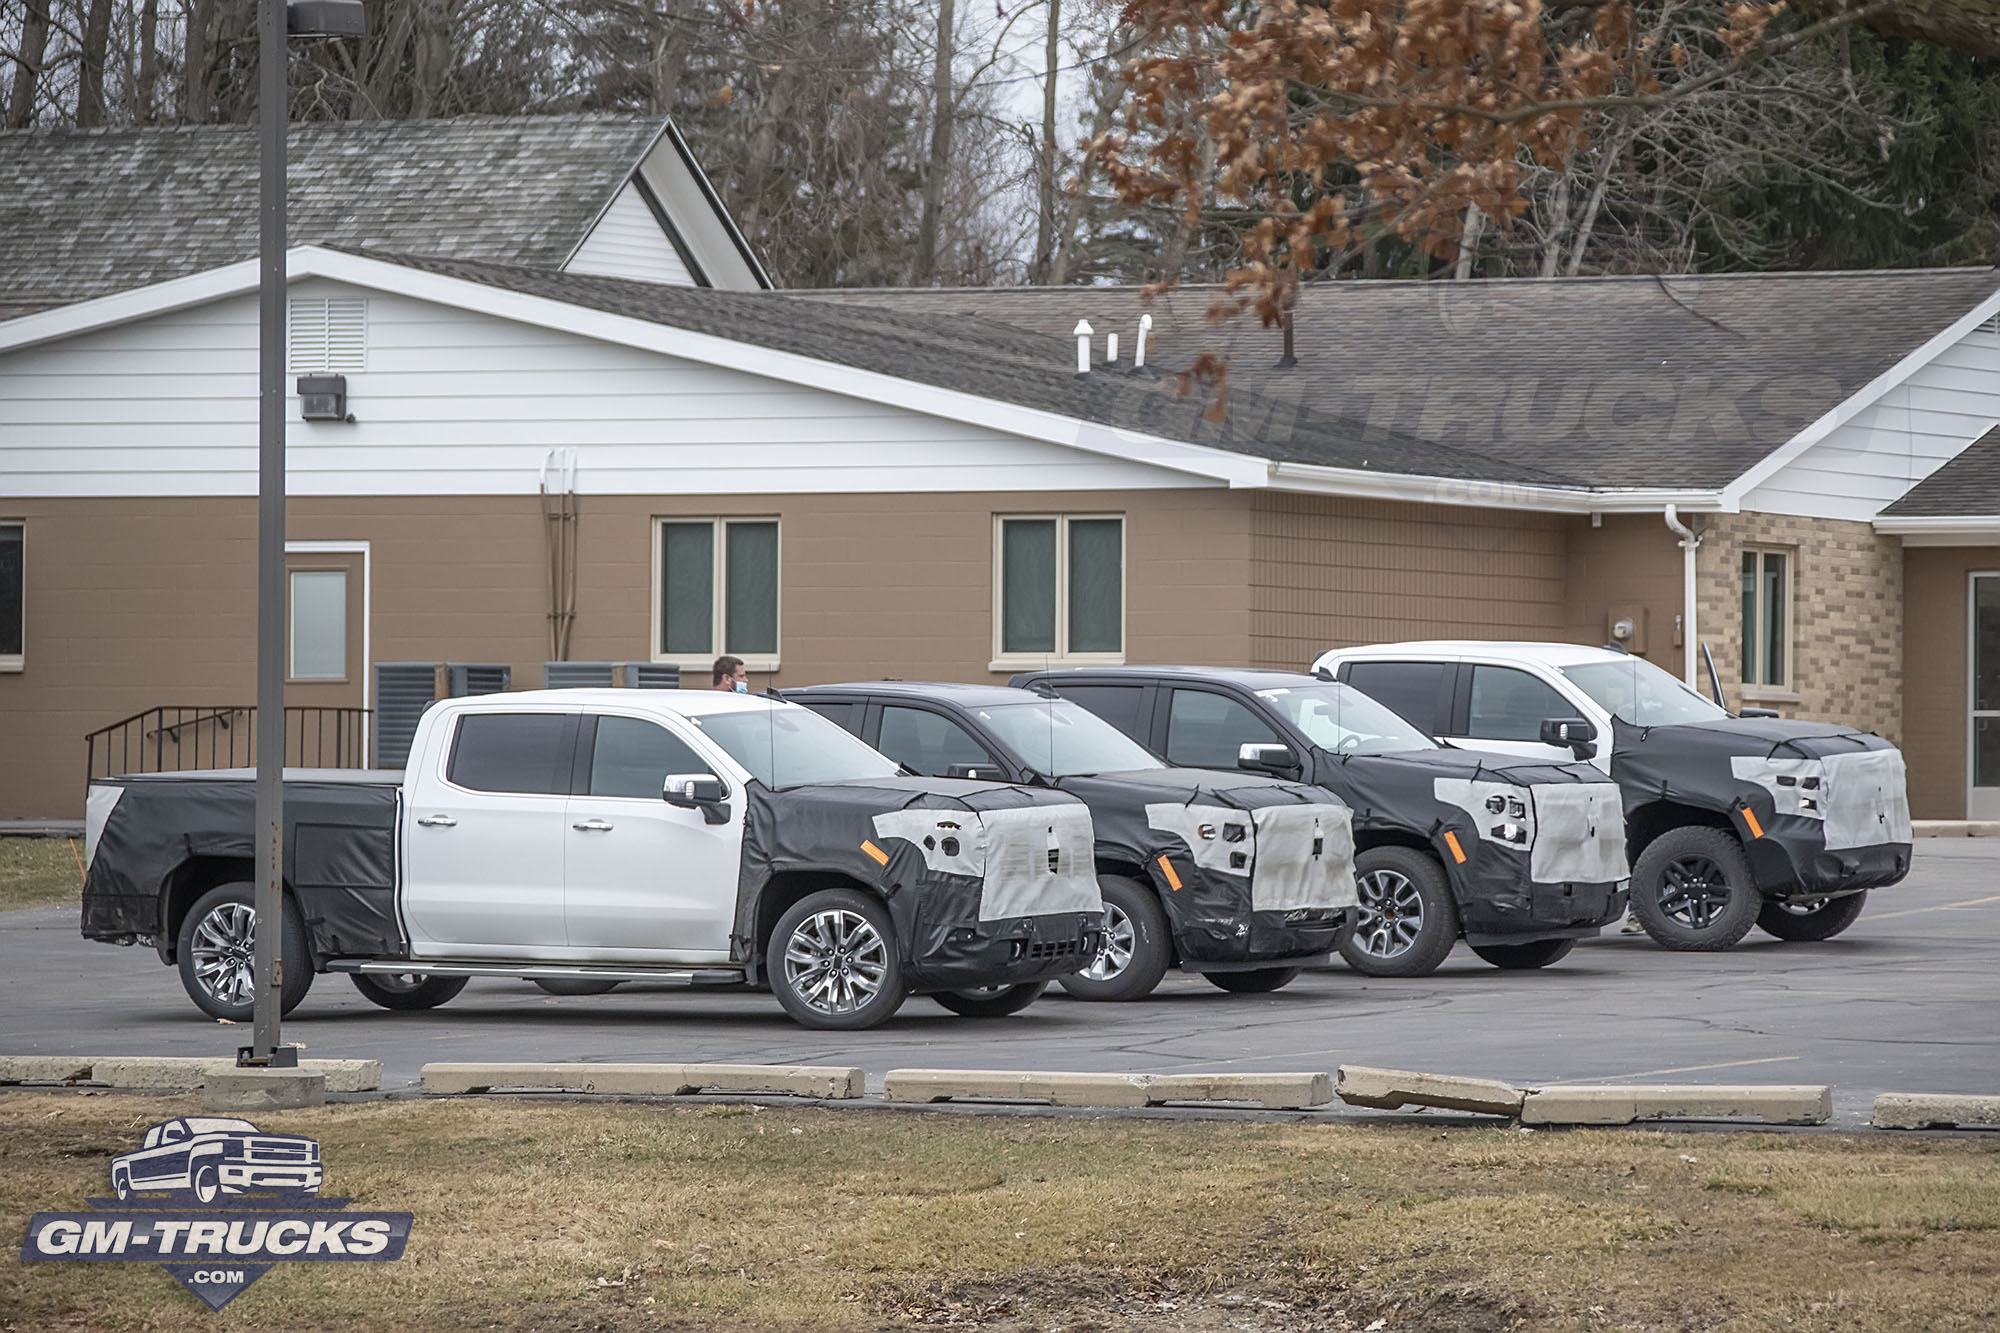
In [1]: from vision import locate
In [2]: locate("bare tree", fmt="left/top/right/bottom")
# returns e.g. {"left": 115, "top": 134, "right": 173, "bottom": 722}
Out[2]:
{"left": 910, "top": 0, "right": 958, "bottom": 283}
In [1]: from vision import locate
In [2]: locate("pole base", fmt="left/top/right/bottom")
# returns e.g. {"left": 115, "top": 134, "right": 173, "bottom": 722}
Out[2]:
{"left": 204, "top": 1067, "right": 327, "bottom": 1113}
{"left": 236, "top": 1044, "right": 302, "bottom": 1070}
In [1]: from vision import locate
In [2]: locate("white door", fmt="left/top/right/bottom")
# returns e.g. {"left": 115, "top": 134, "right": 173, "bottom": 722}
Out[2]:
{"left": 1446, "top": 663, "right": 1581, "bottom": 764}
{"left": 562, "top": 713, "right": 743, "bottom": 961}
{"left": 401, "top": 711, "right": 574, "bottom": 958}
{"left": 1971, "top": 574, "right": 2000, "bottom": 820}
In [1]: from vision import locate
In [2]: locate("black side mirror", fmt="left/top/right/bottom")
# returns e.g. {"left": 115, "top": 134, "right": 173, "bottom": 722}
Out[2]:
{"left": 664, "top": 772, "right": 731, "bottom": 824}
{"left": 1738, "top": 707, "right": 1781, "bottom": 719}
{"left": 1538, "top": 717, "right": 1598, "bottom": 761}
{"left": 1237, "top": 742, "right": 1299, "bottom": 776}
{"left": 946, "top": 762, "right": 1008, "bottom": 781}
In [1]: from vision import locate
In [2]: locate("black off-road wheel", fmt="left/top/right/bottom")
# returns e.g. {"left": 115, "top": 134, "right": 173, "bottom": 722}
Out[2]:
{"left": 1203, "top": 967, "right": 1303, "bottom": 994}
{"left": 769, "top": 888, "right": 909, "bottom": 1030}
{"left": 1630, "top": 827, "right": 1761, "bottom": 951}
{"left": 175, "top": 882, "right": 314, "bottom": 1022}
{"left": 1341, "top": 847, "right": 1459, "bottom": 977}
{"left": 1468, "top": 938, "right": 1576, "bottom": 970}
{"left": 1058, "top": 875, "right": 1172, "bottom": 1002}
{"left": 1758, "top": 891, "right": 1868, "bottom": 942}
{"left": 932, "top": 982, "right": 1047, "bottom": 1017}
{"left": 350, "top": 972, "right": 470, "bottom": 1010}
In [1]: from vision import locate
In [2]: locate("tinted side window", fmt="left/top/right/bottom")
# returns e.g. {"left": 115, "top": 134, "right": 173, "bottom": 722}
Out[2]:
{"left": 1050, "top": 684, "right": 1148, "bottom": 741}
{"left": 1466, "top": 666, "right": 1573, "bottom": 741}
{"left": 797, "top": 700, "right": 859, "bottom": 735}
{"left": 589, "top": 716, "right": 712, "bottom": 798}
{"left": 1342, "top": 661, "right": 1449, "bottom": 734}
{"left": 1165, "top": 690, "right": 1278, "bottom": 769}
{"left": 447, "top": 713, "right": 571, "bottom": 794}
{"left": 877, "top": 706, "right": 997, "bottom": 777}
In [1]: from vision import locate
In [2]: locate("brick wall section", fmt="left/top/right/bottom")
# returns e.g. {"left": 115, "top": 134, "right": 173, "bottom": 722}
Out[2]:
{"left": 1690, "top": 512, "right": 1903, "bottom": 743}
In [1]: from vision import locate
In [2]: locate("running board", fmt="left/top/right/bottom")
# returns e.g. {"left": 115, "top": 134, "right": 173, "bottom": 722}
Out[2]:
{"left": 327, "top": 960, "right": 747, "bottom": 985}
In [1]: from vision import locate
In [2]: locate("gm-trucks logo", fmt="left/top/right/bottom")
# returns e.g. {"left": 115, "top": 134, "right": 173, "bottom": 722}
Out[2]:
{"left": 19, "top": 1116, "right": 412, "bottom": 1310}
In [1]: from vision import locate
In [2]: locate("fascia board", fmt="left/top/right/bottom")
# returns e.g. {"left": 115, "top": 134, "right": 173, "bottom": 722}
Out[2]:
{"left": 1873, "top": 514, "right": 2000, "bottom": 538}
{"left": 0, "top": 260, "right": 261, "bottom": 353}
{"left": 1269, "top": 461, "right": 1723, "bottom": 514}
{"left": 1721, "top": 282, "right": 2000, "bottom": 508}
{"left": 293, "top": 248, "right": 1268, "bottom": 487}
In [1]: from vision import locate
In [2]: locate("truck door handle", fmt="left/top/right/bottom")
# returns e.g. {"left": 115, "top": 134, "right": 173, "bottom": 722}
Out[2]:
{"left": 416, "top": 814, "right": 457, "bottom": 828}
{"left": 572, "top": 818, "right": 614, "bottom": 833}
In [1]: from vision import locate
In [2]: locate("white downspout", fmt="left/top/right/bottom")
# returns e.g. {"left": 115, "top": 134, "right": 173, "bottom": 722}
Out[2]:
{"left": 1664, "top": 504, "right": 1701, "bottom": 687}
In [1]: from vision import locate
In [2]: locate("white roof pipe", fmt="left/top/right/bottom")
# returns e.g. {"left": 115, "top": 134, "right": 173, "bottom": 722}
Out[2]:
{"left": 1106, "top": 332, "right": 1119, "bottom": 365}
{"left": 1073, "top": 320, "right": 1093, "bottom": 376}
{"left": 1136, "top": 313, "right": 1151, "bottom": 369}
{"left": 1664, "top": 504, "right": 1702, "bottom": 688}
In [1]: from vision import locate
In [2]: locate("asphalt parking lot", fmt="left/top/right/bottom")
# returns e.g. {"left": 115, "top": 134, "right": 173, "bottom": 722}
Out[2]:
{"left": 4, "top": 841, "right": 1996, "bottom": 1127}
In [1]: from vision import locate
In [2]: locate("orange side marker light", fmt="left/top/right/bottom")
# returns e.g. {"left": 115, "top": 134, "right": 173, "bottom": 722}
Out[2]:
{"left": 860, "top": 839, "right": 890, "bottom": 865}
{"left": 1740, "top": 807, "right": 1765, "bottom": 839}
{"left": 1156, "top": 855, "right": 1183, "bottom": 891}
{"left": 1442, "top": 830, "right": 1467, "bottom": 864}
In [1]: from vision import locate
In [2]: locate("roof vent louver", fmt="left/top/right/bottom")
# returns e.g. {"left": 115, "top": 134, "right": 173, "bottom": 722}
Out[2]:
{"left": 371, "top": 661, "right": 512, "bottom": 768}
{"left": 289, "top": 297, "right": 368, "bottom": 373}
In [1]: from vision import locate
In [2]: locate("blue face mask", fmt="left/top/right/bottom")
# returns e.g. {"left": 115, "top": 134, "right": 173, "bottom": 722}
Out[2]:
{"left": 733, "top": 680, "right": 748, "bottom": 694}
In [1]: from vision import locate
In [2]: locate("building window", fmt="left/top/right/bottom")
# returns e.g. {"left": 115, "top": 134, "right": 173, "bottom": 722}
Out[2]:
{"left": 0, "top": 522, "right": 21, "bottom": 670}
{"left": 1741, "top": 548, "right": 1791, "bottom": 689}
{"left": 994, "top": 515, "right": 1123, "bottom": 665}
{"left": 289, "top": 569, "right": 347, "bottom": 680}
{"left": 655, "top": 518, "right": 779, "bottom": 668}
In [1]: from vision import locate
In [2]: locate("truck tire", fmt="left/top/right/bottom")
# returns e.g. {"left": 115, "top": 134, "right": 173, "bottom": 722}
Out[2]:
{"left": 1468, "top": 938, "right": 1576, "bottom": 970}
{"left": 1058, "top": 875, "right": 1171, "bottom": 1002}
{"left": 1204, "top": 967, "right": 1303, "bottom": 994}
{"left": 533, "top": 979, "right": 622, "bottom": 996}
{"left": 769, "top": 888, "right": 909, "bottom": 1030}
{"left": 176, "top": 882, "right": 314, "bottom": 1022}
{"left": 1758, "top": 891, "right": 1868, "bottom": 942}
{"left": 1630, "top": 827, "right": 1761, "bottom": 951}
{"left": 350, "top": 972, "right": 470, "bottom": 1010}
{"left": 1341, "top": 847, "right": 1459, "bottom": 978}
{"left": 192, "top": 1161, "right": 221, "bottom": 1205}
{"left": 932, "top": 982, "right": 1046, "bottom": 1017}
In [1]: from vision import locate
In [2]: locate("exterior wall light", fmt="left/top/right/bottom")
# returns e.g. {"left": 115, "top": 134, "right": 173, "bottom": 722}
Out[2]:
{"left": 296, "top": 375, "right": 351, "bottom": 422}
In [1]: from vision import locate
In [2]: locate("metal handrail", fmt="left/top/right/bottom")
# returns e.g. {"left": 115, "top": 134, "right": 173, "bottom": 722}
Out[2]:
{"left": 84, "top": 705, "right": 373, "bottom": 789}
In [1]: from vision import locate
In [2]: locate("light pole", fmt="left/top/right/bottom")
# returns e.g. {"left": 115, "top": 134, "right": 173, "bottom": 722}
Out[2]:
{"left": 244, "top": 0, "right": 364, "bottom": 1070}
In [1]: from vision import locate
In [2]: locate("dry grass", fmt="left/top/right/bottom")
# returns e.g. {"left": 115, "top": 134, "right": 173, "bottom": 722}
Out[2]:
{"left": 1, "top": 1093, "right": 1997, "bottom": 1331}
{"left": 0, "top": 836, "right": 83, "bottom": 912}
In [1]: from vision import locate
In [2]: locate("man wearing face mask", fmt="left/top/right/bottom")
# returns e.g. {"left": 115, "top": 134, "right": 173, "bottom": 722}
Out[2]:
{"left": 711, "top": 655, "right": 748, "bottom": 693}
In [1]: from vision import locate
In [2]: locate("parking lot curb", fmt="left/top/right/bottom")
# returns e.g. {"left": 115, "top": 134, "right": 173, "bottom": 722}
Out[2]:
{"left": 89, "top": 1057, "right": 382, "bottom": 1093}
{"left": 1520, "top": 1084, "right": 1831, "bottom": 1126}
{"left": 1872, "top": 1093, "right": 2000, "bottom": 1130}
{"left": 883, "top": 1069, "right": 1331, "bottom": 1109}
{"left": 0, "top": 1056, "right": 96, "bottom": 1084}
{"left": 419, "top": 1062, "right": 865, "bottom": 1099}
{"left": 203, "top": 1067, "right": 327, "bottom": 1113}
{"left": 1335, "top": 1065, "right": 1526, "bottom": 1116}
{"left": 1911, "top": 820, "right": 2000, "bottom": 837}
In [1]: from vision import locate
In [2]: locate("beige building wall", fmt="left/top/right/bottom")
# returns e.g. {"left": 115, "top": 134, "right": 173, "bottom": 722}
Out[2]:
{"left": 1689, "top": 512, "right": 1903, "bottom": 743}
{"left": 0, "top": 489, "right": 1255, "bottom": 820}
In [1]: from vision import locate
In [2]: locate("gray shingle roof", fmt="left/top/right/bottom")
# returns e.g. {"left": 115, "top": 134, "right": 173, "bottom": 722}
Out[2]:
{"left": 0, "top": 114, "right": 664, "bottom": 318}
{"left": 345, "top": 250, "right": 1583, "bottom": 484}
{"left": 797, "top": 269, "right": 2000, "bottom": 490}
{"left": 1880, "top": 425, "right": 2000, "bottom": 517}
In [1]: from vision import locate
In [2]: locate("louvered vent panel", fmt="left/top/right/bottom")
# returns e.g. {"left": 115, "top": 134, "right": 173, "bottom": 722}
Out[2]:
{"left": 372, "top": 662, "right": 441, "bottom": 769}
{"left": 544, "top": 662, "right": 614, "bottom": 689}
{"left": 288, "top": 297, "right": 368, "bottom": 372}
{"left": 543, "top": 662, "right": 682, "bottom": 689}
{"left": 449, "top": 664, "right": 512, "bottom": 697}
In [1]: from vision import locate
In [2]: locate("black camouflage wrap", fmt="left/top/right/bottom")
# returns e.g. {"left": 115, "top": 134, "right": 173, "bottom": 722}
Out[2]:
{"left": 1056, "top": 769, "right": 1354, "bottom": 967}
{"left": 1309, "top": 748, "right": 1629, "bottom": 942}
{"left": 1610, "top": 718, "right": 1913, "bottom": 896}
{"left": 734, "top": 776, "right": 1104, "bottom": 990}
{"left": 81, "top": 774, "right": 404, "bottom": 960}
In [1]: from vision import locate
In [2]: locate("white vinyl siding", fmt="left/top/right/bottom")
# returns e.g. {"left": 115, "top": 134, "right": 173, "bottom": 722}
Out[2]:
{"left": 563, "top": 181, "right": 697, "bottom": 287}
{"left": 1745, "top": 327, "right": 2000, "bottom": 520}
{"left": 0, "top": 280, "right": 1215, "bottom": 499}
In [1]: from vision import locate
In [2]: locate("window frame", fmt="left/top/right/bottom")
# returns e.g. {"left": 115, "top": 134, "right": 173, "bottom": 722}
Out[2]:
{"left": 649, "top": 516, "right": 782, "bottom": 674}
{"left": 286, "top": 566, "right": 349, "bottom": 683}
{"left": 989, "top": 512, "right": 1126, "bottom": 671}
{"left": 0, "top": 519, "right": 21, "bottom": 672}
{"left": 1740, "top": 545, "right": 1795, "bottom": 696}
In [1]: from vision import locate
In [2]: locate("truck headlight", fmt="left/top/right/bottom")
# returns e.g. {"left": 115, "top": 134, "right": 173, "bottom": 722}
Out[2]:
{"left": 1490, "top": 822, "right": 1529, "bottom": 845}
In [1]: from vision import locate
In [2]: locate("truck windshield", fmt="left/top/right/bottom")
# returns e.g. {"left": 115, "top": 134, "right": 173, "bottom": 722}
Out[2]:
{"left": 972, "top": 700, "right": 1163, "bottom": 778}
{"left": 1561, "top": 657, "right": 1730, "bottom": 726}
{"left": 691, "top": 706, "right": 902, "bottom": 789}
{"left": 1254, "top": 682, "right": 1437, "bottom": 755}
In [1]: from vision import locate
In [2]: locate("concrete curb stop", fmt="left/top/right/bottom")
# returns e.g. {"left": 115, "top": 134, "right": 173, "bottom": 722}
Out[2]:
{"left": 90, "top": 1057, "right": 382, "bottom": 1093}
{"left": 1872, "top": 1093, "right": 2000, "bottom": 1130}
{"left": 1520, "top": 1084, "right": 1832, "bottom": 1126}
{"left": 204, "top": 1067, "right": 327, "bottom": 1113}
{"left": 0, "top": 1056, "right": 96, "bottom": 1085}
{"left": 1911, "top": 820, "right": 2000, "bottom": 837}
{"left": 883, "top": 1069, "right": 1332, "bottom": 1109}
{"left": 419, "top": 1062, "right": 866, "bottom": 1099}
{"left": 1335, "top": 1065, "right": 1527, "bottom": 1116}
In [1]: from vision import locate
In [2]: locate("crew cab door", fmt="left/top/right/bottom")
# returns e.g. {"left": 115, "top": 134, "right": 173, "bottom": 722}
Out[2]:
{"left": 402, "top": 708, "right": 576, "bottom": 958}
{"left": 871, "top": 704, "right": 1010, "bottom": 779}
{"left": 1443, "top": 663, "right": 1587, "bottom": 765}
{"left": 562, "top": 712, "right": 742, "bottom": 961}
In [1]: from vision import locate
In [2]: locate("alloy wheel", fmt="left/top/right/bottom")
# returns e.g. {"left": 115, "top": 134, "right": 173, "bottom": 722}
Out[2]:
{"left": 188, "top": 902, "right": 257, "bottom": 1007}
{"left": 1352, "top": 869, "right": 1423, "bottom": 960}
{"left": 782, "top": 908, "right": 890, "bottom": 1016}
{"left": 1079, "top": 903, "right": 1135, "bottom": 981}
{"left": 1659, "top": 854, "right": 1734, "bottom": 928}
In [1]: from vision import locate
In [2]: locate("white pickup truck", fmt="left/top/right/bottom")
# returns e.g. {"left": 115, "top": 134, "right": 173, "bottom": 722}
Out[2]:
{"left": 81, "top": 689, "right": 1106, "bottom": 1030}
